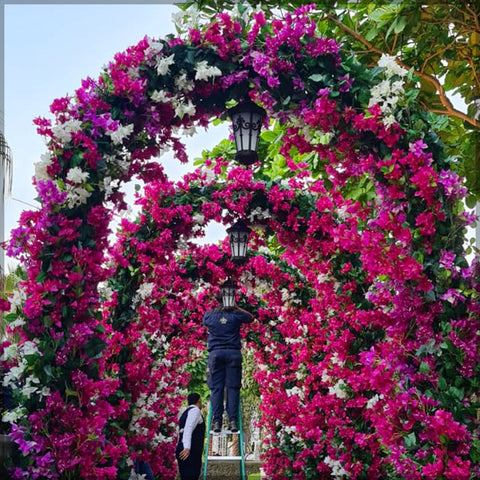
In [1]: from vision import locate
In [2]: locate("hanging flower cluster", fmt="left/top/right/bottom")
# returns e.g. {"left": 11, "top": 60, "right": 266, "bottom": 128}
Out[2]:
{"left": 1, "top": 4, "right": 479, "bottom": 480}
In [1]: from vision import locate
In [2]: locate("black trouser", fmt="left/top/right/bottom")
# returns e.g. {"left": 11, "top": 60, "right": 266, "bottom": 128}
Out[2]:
{"left": 176, "top": 449, "right": 202, "bottom": 480}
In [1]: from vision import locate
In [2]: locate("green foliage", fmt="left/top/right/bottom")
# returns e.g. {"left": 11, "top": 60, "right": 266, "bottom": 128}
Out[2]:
{"left": 185, "top": 350, "right": 210, "bottom": 400}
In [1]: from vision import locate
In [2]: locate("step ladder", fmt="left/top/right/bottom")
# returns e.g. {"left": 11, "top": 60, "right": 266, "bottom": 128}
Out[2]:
{"left": 202, "top": 401, "right": 246, "bottom": 480}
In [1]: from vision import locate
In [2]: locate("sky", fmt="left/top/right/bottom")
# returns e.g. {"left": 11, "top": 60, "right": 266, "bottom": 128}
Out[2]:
{"left": 3, "top": 2, "right": 229, "bottom": 271}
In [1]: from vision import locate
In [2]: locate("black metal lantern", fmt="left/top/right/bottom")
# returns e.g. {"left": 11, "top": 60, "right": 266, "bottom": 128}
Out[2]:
{"left": 228, "top": 100, "right": 266, "bottom": 166}
{"left": 220, "top": 278, "right": 237, "bottom": 310}
{"left": 227, "top": 220, "right": 251, "bottom": 263}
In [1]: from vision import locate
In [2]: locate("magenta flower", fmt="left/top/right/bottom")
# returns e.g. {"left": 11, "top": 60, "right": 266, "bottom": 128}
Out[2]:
{"left": 3, "top": 6, "right": 477, "bottom": 480}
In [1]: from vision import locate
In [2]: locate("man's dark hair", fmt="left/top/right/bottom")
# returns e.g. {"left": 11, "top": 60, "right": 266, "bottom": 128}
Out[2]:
{"left": 187, "top": 392, "right": 201, "bottom": 405}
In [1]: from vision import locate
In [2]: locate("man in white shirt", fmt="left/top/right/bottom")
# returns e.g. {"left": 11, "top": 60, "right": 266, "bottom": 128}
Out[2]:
{"left": 175, "top": 393, "right": 205, "bottom": 480}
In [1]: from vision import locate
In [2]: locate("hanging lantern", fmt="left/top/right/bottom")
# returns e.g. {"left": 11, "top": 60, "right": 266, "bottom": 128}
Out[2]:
{"left": 227, "top": 220, "right": 251, "bottom": 263}
{"left": 220, "top": 278, "right": 237, "bottom": 309}
{"left": 228, "top": 100, "right": 266, "bottom": 166}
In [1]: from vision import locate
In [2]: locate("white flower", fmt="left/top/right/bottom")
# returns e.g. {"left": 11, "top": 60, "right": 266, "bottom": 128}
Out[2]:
{"left": 200, "top": 165, "right": 216, "bottom": 183}
{"left": 368, "top": 64, "right": 406, "bottom": 128}
{"left": 1, "top": 344, "right": 18, "bottom": 362}
{"left": 102, "top": 176, "right": 119, "bottom": 198}
{"left": 65, "top": 185, "right": 91, "bottom": 208}
{"left": 232, "top": 2, "right": 258, "bottom": 24}
{"left": 22, "top": 341, "right": 40, "bottom": 356}
{"left": 377, "top": 54, "right": 408, "bottom": 78}
{"left": 284, "top": 425, "right": 296, "bottom": 435}
{"left": 331, "top": 352, "right": 344, "bottom": 366}
{"left": 382, "top": 114, "right": 397, "bottom": 128}
{"left": 285, "top": 386, "right": 304, "bottom": 399}
{"left": 66, "top": 167, "right": 89, "bottom": 184}
{"left": 175, "top": 73, "right": 195, "bottom": 93}
{"left": 390, "top": 80, "right": 405, "bottom": 95}
{"left": 174, "top": 100, "right": 196, "bottom": 119}
{"left": 10, "top": 286, "right": 26, "bottom": 309}
{"left": 324, "top": 456, "right": 350, "bottom": 479}
{"left": 366, "top": 394, "right": 384, "bottom": 409}
{"left": 34, "top": 152, "right": 53, "bottom": 182}
{"left": 171, "top": 6, "right": 203, "bottom": 33}
{"left": 151, "top": 89, "right": 169, "bottom": 103}
{"left": 21, "top": 384, "right": 38, "bottom": 399}
{"left": 370, "top": 80, "right": 391, "bottom": 102}
{"left": 156, "top": 53, "right": 176, "bottom": 76}
{"left": 2, "top": 406, "right": 26, "bottom": 424}
{"left": 182, "top": 125, "right": 197, "bottom": 137}
{"left": 105, "top": 154, "right": 130, "bottom": 174}
{"left": 8, "top": 316, "right": 25, "bottom": 329}
{"left": 40, "top": 386, "right": 51, "bottom": 398}
{"left": 328, "top": 379, "right": 348, "bottom": 399}
{"left": 138, "top": 282, "right": 155, "bottom": 300}
{"left": 195, "top": 61, "right": 222, "bottom": 81}
{"left": 337, "top": 205, "right": 348, "bottom": 220}
{"left": 247, "top": 207, "right": 271, "bottom": 222}
{"left": 132, "top": 282, "right": 156, "bottom": 306}
{"left": 146, "top": 36, "right": 164, "bottom": 54}
{"left": 51, "top": 119, "right": 82, "bottom": 143}
{"left": 4, "top": 365, "right": 25, "bottom": 387}
{"left": 107, "top": 123, "right": 134, "bottom": 145}
{"left": 193, "top": 213, "right": 205, "bottom": 225}
{"left": 473, "top": 99, "right": 480, "bottom": 121}
{"left": 98, "top": 281, "right": 114, "bottom": 301}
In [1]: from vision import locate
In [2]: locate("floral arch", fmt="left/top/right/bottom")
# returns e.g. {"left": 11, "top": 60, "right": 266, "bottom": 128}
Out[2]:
{"left": 2, "top": 5, "right": 479, "bottom": 480}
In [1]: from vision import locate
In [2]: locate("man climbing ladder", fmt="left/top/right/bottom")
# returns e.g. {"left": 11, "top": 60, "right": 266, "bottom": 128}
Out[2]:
{"left": 202, "top": 297, "right": 254, "bottom": 433}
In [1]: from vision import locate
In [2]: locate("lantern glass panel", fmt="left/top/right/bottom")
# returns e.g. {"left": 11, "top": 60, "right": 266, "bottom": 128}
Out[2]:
{"left": 227, "top": 220, "right": 251, "bottom": 262}
{"left": 228, "top": 101, "right": 266, "bottom": 166}
{"left": 221, "top": 279, "right": 237, "bottom": 309}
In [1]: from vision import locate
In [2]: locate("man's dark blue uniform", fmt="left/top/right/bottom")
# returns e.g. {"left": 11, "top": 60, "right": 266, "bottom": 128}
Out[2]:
{"left": 203, "top": 306, "right": 253, "bottom": 432}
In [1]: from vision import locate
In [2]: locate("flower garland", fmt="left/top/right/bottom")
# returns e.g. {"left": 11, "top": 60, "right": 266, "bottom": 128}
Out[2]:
{"left": 1, "top": 4, "right": 479, "bottom": 480}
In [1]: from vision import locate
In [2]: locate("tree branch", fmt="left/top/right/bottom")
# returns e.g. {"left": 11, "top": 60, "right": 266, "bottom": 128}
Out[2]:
{"left": 326, "top": 13, "right": 480, "bottom": 129}
{"left": 463, "top": 2, "right": 480, "bottom": 31}
{"left": 468, "top": 58, "right": 480, "bottom": 92}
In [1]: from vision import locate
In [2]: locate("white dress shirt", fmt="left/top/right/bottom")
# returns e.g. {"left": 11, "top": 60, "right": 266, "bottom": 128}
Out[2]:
{"left": 182, "top": 405, "right": 203, "bottom": 450}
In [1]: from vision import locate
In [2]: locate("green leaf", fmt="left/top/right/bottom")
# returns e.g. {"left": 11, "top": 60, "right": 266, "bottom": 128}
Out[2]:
{"left": 419, "top": 362, "right": 429, "bottom": 374}
{"left": 404, "top": 432, "right": 417, "bottom": 449}
{"left": 36, "top": 271, "right": 47, "bottom": 283}
{"left": 308, "top": 74, "right": 328, "bottom": 83}
{"left": 465, "top": 194, "right": 477, "bottom": 209}
{"left": 84, "top": 337, "right": 107, "bottom": 359}
{"left": 393, "top": 16, "right": 407, "bottom": 34}
{"left": 95, "top": 323, "right": 106, "bottom": 334}
{"left": 448, "top": 386, "right": 464, "bottom": 400}
{"left": 43, "top": 364, "right": 54, "bottom": 379}
{"left": 262, "top": 130, "right": 279, "bottom": 142}
{"left": 364, "top": 27, "right": 379, "bottom": 42}
{"left": 438, "top": 376, "right": 448, "bottom": 390}
{"left": 4, "top": 312, "right": 19, "bottom": 322}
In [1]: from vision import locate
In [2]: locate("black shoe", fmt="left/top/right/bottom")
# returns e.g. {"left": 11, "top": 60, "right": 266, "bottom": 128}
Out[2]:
{"left": 228, "top": 420, "right": 238, "bottom": 433}
{"left": 212, "top": 420, "right": 222, "bottom": 433}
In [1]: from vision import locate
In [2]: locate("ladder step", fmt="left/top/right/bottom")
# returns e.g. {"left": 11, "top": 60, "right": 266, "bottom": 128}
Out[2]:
{"left": 207, "top": 455, "right": 242, "bottom": 461}
{"left": 210, "top": 429, "right": 240, "bottom": 435}
{"left": 203, "top": 400, "right": 246, "bottom": 480}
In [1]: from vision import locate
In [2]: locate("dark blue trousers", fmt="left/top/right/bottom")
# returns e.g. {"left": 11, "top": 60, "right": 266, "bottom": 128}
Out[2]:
{"left": 207, "top": 349, "right": 242, "bottom": 423}
{"left": 134, "top": 460, "right": 154, "bottom": 480}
